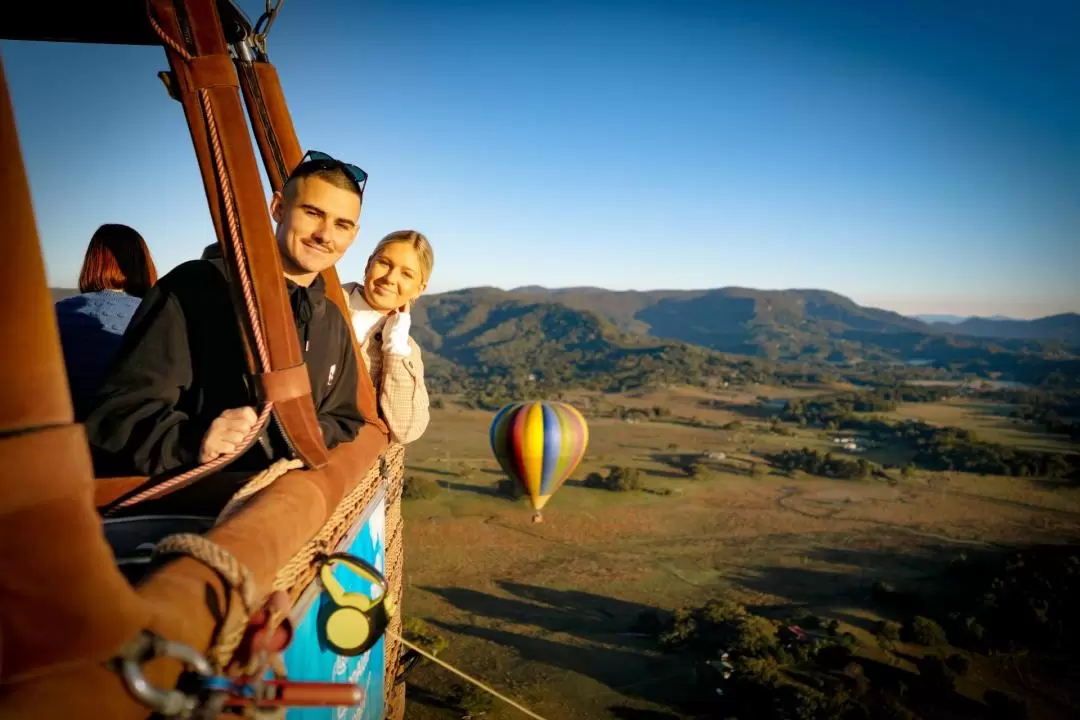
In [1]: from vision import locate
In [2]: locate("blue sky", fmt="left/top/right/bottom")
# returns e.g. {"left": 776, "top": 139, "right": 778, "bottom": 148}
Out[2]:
{"left": 3, "top": 0, "right": 1078, "bottom": 318}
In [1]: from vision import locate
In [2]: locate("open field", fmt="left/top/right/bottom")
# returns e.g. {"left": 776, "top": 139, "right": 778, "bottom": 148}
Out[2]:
{"left": 883, "top": 397, "right": 1078, "bottom": 454}
{"left": 399, "top": 389, "right": 1080, "bottom": 719}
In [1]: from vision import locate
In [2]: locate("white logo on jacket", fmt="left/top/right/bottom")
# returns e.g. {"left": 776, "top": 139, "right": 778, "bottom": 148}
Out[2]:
{"left": 327, "top": 363, "right": 337, "bottom": 386}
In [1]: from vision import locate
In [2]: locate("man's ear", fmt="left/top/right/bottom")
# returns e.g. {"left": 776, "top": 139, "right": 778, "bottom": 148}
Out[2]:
{"left": 270, "top": 191, "right": 284, "bottom": 224}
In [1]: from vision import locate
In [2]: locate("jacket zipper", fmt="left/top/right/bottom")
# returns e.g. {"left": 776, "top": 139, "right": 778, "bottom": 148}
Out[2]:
{"left": 272, "top": 407, "right": 298, "bottom": 459}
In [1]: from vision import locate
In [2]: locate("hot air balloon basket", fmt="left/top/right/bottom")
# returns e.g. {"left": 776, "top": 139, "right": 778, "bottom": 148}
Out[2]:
{"left": 209, "top": 444, "right": 408, "bottom": 715}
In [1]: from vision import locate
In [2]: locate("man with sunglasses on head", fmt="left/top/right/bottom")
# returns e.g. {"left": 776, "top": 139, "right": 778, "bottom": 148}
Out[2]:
{"left": 85, "top": 152, "right": 370, "bottom": 509}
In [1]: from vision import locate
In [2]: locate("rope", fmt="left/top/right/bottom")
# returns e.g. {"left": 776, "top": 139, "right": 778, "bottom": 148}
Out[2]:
{"left": 387, "top": 631, "right": 552, "bottom": 720}
{"left": 153, "top": 532, "right": 261, "bottom": 670}
{"left": 107, "top": 3, "right": 286, "bottom": 514}
{"left": 216, "top": 457, "right": 305, "bottom": 523}
{"left": 154, "top": 533, "right": 258, "bottom": 615}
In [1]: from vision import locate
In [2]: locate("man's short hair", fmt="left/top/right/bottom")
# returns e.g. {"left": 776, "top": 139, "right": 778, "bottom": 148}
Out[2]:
{"left": 282, "top": 161, "right": 362, "bottom": 201}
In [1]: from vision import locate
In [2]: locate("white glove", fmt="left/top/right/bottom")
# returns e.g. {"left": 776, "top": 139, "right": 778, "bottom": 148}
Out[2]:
{"left": 383, "top": 310, "right": 413, "bottom": 357}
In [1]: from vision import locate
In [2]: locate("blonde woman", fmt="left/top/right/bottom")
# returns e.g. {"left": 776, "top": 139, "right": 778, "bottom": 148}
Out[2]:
{"left": 341, "top": 230, "right": 433, "bottom": 444}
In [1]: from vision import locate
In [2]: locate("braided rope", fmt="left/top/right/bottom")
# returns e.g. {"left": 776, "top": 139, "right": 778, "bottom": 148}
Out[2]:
{"left": 152, "top": 532, "right": 259, "bottom": 669}
{"left": 154, "top": 533, "right": 258, "bottom": 613}
{"left": 216, "top": 457, "right": 305, "bottom": 523}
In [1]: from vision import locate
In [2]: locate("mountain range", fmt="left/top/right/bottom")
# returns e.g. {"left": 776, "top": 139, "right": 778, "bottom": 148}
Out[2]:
{"left": 50, "top": 285, "right": 1080, "bottom": 390}
{"left": 425, "top": 285, "right": 1080, "bottom": 353}
{"left": 407, "top": 286, "right": 1080, "bottom": 392}
{"left": 913, "top": 313, "right": 1017, "bottom": 325}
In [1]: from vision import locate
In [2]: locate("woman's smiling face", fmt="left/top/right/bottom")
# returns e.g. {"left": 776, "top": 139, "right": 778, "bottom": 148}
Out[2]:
{"left": 363, "top": 240, "right": 425, "bottom": 313}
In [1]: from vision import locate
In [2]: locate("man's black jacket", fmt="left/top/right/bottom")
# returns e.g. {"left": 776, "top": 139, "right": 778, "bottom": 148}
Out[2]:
{"left": 84, "top": 245, "right": 364, "bottom": 477}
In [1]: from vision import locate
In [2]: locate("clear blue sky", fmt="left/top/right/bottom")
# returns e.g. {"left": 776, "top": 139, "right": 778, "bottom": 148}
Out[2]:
{"left": 3, "top": 0, "right": 1078, "bottom": 318}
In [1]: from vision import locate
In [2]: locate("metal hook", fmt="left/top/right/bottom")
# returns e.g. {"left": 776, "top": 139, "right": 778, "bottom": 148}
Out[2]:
{"left": 117, "top": 631, "right": 215, "bottom": 717}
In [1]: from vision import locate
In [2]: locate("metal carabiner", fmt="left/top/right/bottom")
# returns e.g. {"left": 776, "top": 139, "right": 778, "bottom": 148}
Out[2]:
{"left": 116, "top": 631, "right": 216, "bottom": 717}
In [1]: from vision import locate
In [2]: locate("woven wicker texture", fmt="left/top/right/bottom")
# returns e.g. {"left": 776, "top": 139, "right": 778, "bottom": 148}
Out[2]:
{"left": 272, "top": 445, "right": 404, "bottom": 597}
{"left": 386, "top": 682, "right": 407, "bottom": 720}
{"left": 209, "top": 446, "right": 406, "bottom": 669}
{"left": 382, "top": 443, "right": 407, "bottom": 717}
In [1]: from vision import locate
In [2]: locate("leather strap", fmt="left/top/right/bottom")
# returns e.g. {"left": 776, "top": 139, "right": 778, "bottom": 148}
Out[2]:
{"left": 93, "top": 475, "right": 153, "bottom": 509}
{"left": 258, "top": 363, "right": 312, "bottom": 403}
{"left": 237, "top": 58, "right": 389, "bottom": 435}
{"left": 0, "top": 52, "right": 73, "bottom": 434}
{"left": 186, "top": 54, "right": 238, "bottom": 90}
{"left": 0, "top": 56, "right": 151, "bottom": 687}
{"left": 156, "top": 0, "right": 331, "bottom": 469}
{"left": 0, "top": 426, "right": 152, "bottom": 685}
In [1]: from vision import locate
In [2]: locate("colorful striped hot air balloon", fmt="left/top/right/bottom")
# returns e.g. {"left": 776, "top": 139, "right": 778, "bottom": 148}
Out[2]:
{"left": 489, "top": 401, "right": 589, "bottom": 522}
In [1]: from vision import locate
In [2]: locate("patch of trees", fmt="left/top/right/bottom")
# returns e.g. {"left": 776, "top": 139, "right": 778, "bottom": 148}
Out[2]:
{"left": 783, "top": 385, "right": 952, "bottom": 426}
{"left": 584, "top": 466, "right": 642, "bottom": 492}
{"left": 871, "top": 544, "right": 1080, "bottom": 658}
{"left": 642, "top": 544, "right": 1080, "bottom": 719}
{"left": 980, "top": 388, "right": 1080, "bottom": 441}
{"left": 840, "top": 418, "right": 1076, "bottom": 478}
{"left": 941, "top": 545, "right": 1080, "bottom": 656}
{"left": 902, "top": 420, "right": 1074, "bottom": 478}
{"left": 401, "top": 476, "right": 442, "bottom": 500}
{"left": 783, "top": 390, "right": 1078, "bottom": 479}
{"left": 767, "top": 448, "right": 873, "bottom": 480}
{"left": 911, "top": 434, "right": 1074, "bottom": 478}
{"left": 426, "top": 334, "right": 756, "bottom": 399}
{"left": 642, "top": 599, "right": 904, "bottom": 720}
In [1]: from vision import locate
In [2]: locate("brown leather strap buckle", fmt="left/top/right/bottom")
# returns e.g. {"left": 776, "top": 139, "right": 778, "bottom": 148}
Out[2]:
{"left": 258, "top": 363, "right": 311, "bottom": 403}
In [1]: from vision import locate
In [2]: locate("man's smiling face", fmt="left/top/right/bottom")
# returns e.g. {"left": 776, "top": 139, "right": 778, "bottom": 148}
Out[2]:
{"left": 271, "top": 174, "right": 361, "bottom": 285}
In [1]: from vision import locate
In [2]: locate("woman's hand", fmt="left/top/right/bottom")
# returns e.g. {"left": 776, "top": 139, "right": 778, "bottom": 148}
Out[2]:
{"left": 383, "top": 305, "right": 413, "bottom": 357}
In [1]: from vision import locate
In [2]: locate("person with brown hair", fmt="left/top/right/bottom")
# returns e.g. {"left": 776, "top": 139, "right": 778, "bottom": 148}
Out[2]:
{"left": 54, "top": 223, "right": 159, "bottom": 419}
{"left": 85, "top": 151, "right": 367, "bottom": 490}
{"left": 341, "top": 230, "right": 433, "bottom": 444}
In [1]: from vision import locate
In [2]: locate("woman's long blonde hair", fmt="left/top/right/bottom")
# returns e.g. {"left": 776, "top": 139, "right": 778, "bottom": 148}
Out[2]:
{"left": 367, "top": 230, "right": 434, "bottom": 286}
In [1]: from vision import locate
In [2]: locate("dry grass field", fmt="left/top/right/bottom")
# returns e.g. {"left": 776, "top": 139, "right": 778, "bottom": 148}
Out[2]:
{"left": 883, "top": 397, "right": 1077, "bottom": 454}
{"left": 398, "top": 389, "right": 1080, "bottom": 720}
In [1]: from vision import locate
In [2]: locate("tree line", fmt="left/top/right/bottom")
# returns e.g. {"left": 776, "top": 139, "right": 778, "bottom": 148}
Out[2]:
{"left": 779, "top": 386, "right": 1077, "bottom": 480}
{"left": 782, "top": 385, "right": 952, "bottom": 426}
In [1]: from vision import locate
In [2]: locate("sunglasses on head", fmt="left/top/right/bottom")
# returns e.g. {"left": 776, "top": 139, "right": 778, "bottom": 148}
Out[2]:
{"left": 290, "top": 150, "right": 368, "bottom": 194}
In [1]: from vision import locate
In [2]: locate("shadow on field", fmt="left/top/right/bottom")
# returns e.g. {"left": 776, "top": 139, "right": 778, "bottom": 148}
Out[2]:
{"left": 409, "top": 465, "right": 459, "bottom": 478}
{"left": 436, "top": 480, "right": 502, "bottom": 497}
{"left": 414, "top": 543, "right": 1080, "bottom": 719}
{"left": 419, "top": 583, "right": 693, "bottom": 709}
{"left": 428, "top": 620, "right": 690, "bottom": 710}
{"left": 607, "top": 707, "right": 683, "bottom": 720}
{"left": 703, "top": 401, "right": 779, "bottom": 419}
{"left": 731, "top": 544, "right": 951, "bottom": 617}
{"left": 403, "top": 682, "right": 458, "bottom": 713}
{"left": 421, "top": 583, "right": 656, "bottom": 637}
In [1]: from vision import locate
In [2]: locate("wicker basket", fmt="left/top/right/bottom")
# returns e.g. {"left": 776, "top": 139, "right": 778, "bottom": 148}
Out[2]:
{"left": 214, "top": 444, "right": 408, "bottom": 717}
